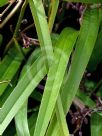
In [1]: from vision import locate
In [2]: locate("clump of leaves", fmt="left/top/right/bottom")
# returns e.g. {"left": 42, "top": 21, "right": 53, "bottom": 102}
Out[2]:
{"left": 0, "top": 0, "right": 102, "bottom": 136}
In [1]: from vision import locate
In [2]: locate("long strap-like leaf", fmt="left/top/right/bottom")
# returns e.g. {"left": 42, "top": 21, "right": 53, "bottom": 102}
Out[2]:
{"left": 33, "top": 28, "right": 79, "bottom": 136}
{"left": 48, "top": 0, "right": 59, "bottom": 32}
{"left": 28, "top": 0, "right": 54, "bottom": 68}
{"left": 0, "top": 46, "right": 26, "bottom": 96}
{"left": 46, "top": 8, "right": 100, "bottom": 136}
{"left": 62, "top": 8, "right": 100, "bottom": 113}
{"left": 0, "top": 56, "right": 47, "bottom": 135}
{"left": 56, "top": 95, "right": 70, "bottom": 136}
{"left": 91, "top": 113, "right": 102, "bottom": 136}
{"left": 15, "top": 102, "right": 30, "bottom": 136}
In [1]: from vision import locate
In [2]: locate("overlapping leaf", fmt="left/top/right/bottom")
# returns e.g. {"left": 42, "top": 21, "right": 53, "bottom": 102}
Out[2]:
{"left": 0, "top": 46, "right": 26, "bottom": 96}
{"left": 34, "top": 28, "right": 78, "bottom": 136}
{"left": 0, "top": 0, "right": 102, "bottom": 135}
{"left": 56, "top": 95, "right": 70, "bottom": 136}
{"left": 29, "top": 0, "right": 54, "bottom": 68}
{"left": 88, "top": 23, "right": 102, "bottom": 72}
{"left": 46, "top": 8, "right": 100, "bottom": 136}
{"left": 15, "top": 102, "right": 30, "bottom": 136}
{"left": 0, "top": 55, "right": 47, "bottom": 135}
{"left": 91, "top": 113, "right": 102, "bottom": 136}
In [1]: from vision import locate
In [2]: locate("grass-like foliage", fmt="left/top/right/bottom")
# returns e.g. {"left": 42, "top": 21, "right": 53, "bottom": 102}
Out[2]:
{"left": 0, "top": 0, "right": 102, "bottom": 136}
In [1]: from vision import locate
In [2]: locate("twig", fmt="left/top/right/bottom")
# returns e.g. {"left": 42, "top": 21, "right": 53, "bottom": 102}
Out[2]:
{"left": 22, "top": 23, "right": 34, "bottom": 33}
{"left": 0, "top": 0, "right": 23, "bottom": 28}
{"left": 0, "top": 0, "right": 15, "bottom": 18}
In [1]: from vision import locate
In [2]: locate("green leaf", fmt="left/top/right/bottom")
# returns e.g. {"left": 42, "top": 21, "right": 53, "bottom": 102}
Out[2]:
{"left": 0, "top": 46, "right": 25, "bottom": 96}
{"left": 76, "top": 90, "right": 95, "bottom": 107}
{"left": 0, "top": 55, "right": 47, "bottom": 135}
{"left": 62, "top": 8, "right": 100, "bottom": 115}
{"left": 97, "top": 82, "right": 102, "bottom": 97}
{"left": 48, "top": 0, "right": 59, "bottom": 32}
{"left": 56, "top": 95, "right": 70, "bottom": 136}
{"left": 91, "top": 113, "right": 102, "bottom": 136}
{"left": 0, "top": 74, "right": 18, "bottom": 107}
{"left": 28, "top": 112, "right": 38, "bottom": 135}
{"left": 87, "top": 23, "right": 102, "bottom": 72}
{"left": 14, "top": 62, "right": 31, "bottom": 136}
{"left": 34, "top": 28, "right": 78, "bottom": 136}
{"left": 30, "top": 90, "right": 42, "bottom": 102}
{"left": 0, "top": 0, "right": 8, "bottom": 7}
{"left": 14, "top": 34, "right": 59, "bottom": 136}
{"left": 46, "top": 8, "right": 100, "bottom": 136}
{"left": 15, "top": 102, "right": 30, "bottom": 136}
{"left": 14, "top": 47, "right": 42, "bottom": 136}
{"left": 28, "top": 0, "right": 54, "bottom": 68}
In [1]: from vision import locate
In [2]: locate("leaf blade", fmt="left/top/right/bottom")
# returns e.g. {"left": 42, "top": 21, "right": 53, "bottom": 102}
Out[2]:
{"left": 28, "top": 0, "right": 54, "bottom": 68}
{"left": 34, "top": 28, "right": 79, "bottom": 136}
{"left": 46, "top": 8, "right": 100, "bottom": 136}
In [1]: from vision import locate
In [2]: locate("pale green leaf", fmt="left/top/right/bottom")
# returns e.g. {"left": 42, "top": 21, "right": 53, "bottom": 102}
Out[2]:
{"left": 15, "top": 102, "right": 30, "bottom": 136}
{"left": 28, "top": 0, "right": 54, "bottom": 68}
{"left": 34, "top": 27, "right": 78, "bottom": 136}
{"left": 0, "top": 56, "right": 47, "bottom": 135}
{"left": 91, "top": 113, "right": 102, "bottom": 136}
{"left": 46, "top": 8, "right": 100, "bottom": 136}
{"left": 0, "top": 0, "right": 8, "bottom": 7}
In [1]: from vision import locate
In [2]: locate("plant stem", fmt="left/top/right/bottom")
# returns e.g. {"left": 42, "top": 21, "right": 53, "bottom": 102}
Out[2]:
{"left": 3, "top": 0, "right": 28, "bottom": 54}
{"left": 22, "top": 23, "right": 34, "bottom": 32}
{"left": 0, "top": 0, "right": 22, "bottom": 28}
{"left": 91, "top": 79, "right": 102, "bottom": 95}
{"left": 3, "top": 38, "right": 13, "bottom": 55}
{"left": 14, "top": 0, "right": 28, "bottom": 37}
{"left": 0, "top": 0, "right": 15, "bottom": 18}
